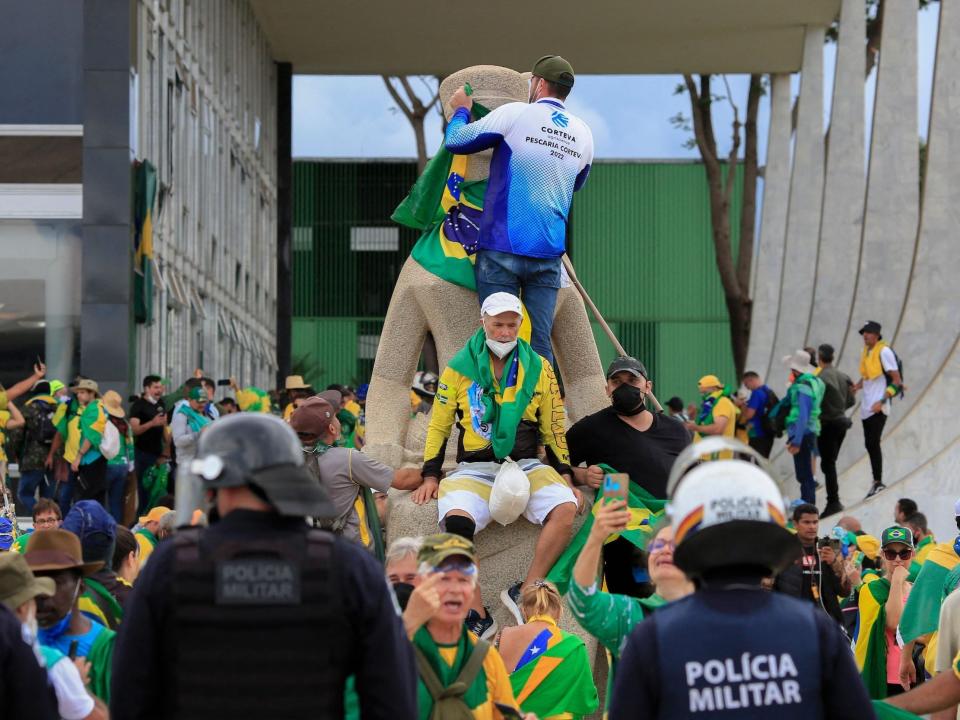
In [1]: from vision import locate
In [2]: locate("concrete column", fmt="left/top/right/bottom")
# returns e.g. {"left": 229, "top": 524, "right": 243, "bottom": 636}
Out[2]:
{"left": 831, "top": 0, "right": 960, "bottom": 507}
{"left": 837, "top": 0, "right": 919, "bottom": 373}
{"left": 766, "top": 26, "right": 825, "bottom": 381}
{"left": 807, "top": 0, "right": 865, "bottom": 348}
{"left": 744, "top": 73, "right": 791, "bottom": 377}
{"left": 276, "top": 62, "right": 293, "bottom": 389}
{"left": 80, "top": 0, "right": 135, "bottom": 397}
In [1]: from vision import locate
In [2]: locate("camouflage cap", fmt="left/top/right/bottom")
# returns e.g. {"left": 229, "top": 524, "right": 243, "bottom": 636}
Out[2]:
{"left": 418, "top": 533, "right": 478, "bottom": 567}
{"left": 881, "top": 525, "right": 914, "bottom": 548}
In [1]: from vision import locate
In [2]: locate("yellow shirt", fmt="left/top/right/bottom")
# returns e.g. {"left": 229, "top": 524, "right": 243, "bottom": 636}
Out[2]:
{"left": 0, "top": 409, "right": 9, "bottom": 462}
{"left": 283, "top": 403, "right": 295, "bottom": 421}
{"left": 423, "top": 358, "right": 569, "bottom": 475}
{"left": 436, "top": 635, "right": 518, "bottom": 720}
{"left": 695, "top": 395, "right": 738, "bottom": 441}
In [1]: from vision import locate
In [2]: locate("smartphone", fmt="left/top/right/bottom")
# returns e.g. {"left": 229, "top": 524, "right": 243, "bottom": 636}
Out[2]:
{"left": 68, "top": 640, "right": 79, "bottom": 660}
{"left": 36, "top": 355, "right": 44, "bottom": 367}
{"left": 601, "top": 473, "right": 630, "bottom": 505}
{"left": 493, "top": 702, "right": 523, "bottom": 720}
{"left": 217, "top": 378, "right": 232, "bottom": 387}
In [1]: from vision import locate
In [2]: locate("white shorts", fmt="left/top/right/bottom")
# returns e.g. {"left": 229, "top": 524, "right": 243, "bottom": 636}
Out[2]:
{"left": 437, "top": 459, "right": 576, "bottom": 533}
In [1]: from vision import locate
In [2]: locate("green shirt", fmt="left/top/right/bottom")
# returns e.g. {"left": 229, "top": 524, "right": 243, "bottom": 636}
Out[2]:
{"left": 567, "top": 580, "right": 666, "bottom": 710}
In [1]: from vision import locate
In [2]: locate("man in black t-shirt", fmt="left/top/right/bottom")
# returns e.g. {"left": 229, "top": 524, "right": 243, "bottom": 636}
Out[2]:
{"left": 567, "top": 356, "right": 692, "bottom": 594}
{"left": 128, "top": 375, "right": 168, "bottom": 513}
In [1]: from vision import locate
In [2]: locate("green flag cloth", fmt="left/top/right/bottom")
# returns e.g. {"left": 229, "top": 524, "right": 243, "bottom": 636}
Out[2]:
{"left": 853, "top": 576, "right": 891, "bottom": 699}
{"left": 448, "top": 328, "right": 542, "bottom": 461}
{"left": 547, "top": 464, "right": 665, "bottom": 595}
{"left": 899, "top": 542, "right": 960, "bottom": 643}
{"left": 393, "top": 103, "right": 494, "bottom": 290}
{"left": 872, "top": 700, "right": 922, "bottom": 719}
{"left": 133, "top": 159, "right": 157, "bottom": 324}
{"left": 413, "top": 625, "right": 489, "bottom": 720}
{"left": 392, "top": 102, "right": 490, "bottom": 231}
{"left": 509, "top": 623, "right": 598, "bottom": 719}
{"left": 86, "top": 626, "right": 115, "bottom": 703}
{"left": 140, "top": 465, "right": 169, "bottom": 514}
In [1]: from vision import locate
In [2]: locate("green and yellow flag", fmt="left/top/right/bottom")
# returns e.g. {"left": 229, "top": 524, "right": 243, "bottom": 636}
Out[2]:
{"left": 510, "top": 621, "right": 599, "bottom": 719}
{"left": 134, "top": 159, "right": 157, "bottom": 325}
{"left": 393, "top": 102, "right": 490, "bottom": 291}
{"left": 235, "top": 387, "right": 271, "bottom": 413}
{"left": 853, "top": 575, "right": 891, "bottom": 699}
{"left": 906, "top": 534, "right": 936, "bottom": 583}
{"left": 547, "top": 465, "right": 664, "bottom": 595}
{"left": 899, "top": 542, "right": 960, "bottom": 644}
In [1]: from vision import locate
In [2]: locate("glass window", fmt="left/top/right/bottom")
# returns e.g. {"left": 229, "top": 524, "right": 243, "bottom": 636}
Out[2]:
{"left": 0, "top": 220, "right": 81, "bottom": 387}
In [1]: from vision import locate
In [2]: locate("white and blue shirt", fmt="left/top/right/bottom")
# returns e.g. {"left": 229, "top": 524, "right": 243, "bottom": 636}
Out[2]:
{"left": 444, "top": 98, "right": 594, "bottom": 259}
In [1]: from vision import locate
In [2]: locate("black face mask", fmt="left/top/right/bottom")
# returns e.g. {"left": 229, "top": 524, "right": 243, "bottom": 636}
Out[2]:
{"left": 611, "top": 382, "right": 646, "bottom": 416}
{"left": 392, "top": 582, "right": 415, "bottom": 611}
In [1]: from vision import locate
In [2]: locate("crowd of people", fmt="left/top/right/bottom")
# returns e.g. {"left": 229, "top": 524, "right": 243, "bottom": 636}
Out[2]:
{"left": 0, "top": 53, "right": 940, "bottom": 720}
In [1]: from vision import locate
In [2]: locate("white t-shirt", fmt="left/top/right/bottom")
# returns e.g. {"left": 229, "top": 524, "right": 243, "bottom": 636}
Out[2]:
{"left": 48, "top": 656, "right": 95, "bottom": 720}
{"left": 860, "top": 346, "right": 898, "bottom": 419}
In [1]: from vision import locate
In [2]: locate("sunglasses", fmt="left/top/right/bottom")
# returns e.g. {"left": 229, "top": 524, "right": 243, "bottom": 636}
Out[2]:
{"left": 649, "top": 539, "right": 676, "bottom": 553}
{"left": 883, "top": 548, "right": 913, "bottom": 561}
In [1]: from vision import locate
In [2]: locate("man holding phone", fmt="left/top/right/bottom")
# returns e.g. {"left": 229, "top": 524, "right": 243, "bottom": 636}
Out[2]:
{"left": 128, "top": 375, "right": 168, "bottom": 514}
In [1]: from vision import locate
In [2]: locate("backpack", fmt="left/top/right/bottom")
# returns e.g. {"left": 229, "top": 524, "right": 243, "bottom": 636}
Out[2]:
{"left": 28, "top": 399, "right": 58, "bottom": 445}
{"left": 414, "top": 639, "right": 490, "bottom": 720}
{"left": 884, "top": 347, "right": 905, "bottom": 398}
{"left": 757, "top": 387, "right": 782, "bottom": 438}
{"left": 99, "top": 418, "right": 121, "bottom": 460}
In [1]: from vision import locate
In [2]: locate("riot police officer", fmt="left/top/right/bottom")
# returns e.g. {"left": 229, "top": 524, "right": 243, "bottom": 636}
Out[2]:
{"left": 609, "top": 437, "right": 875, "bottom": 719}
{"left": 110, "top": 413, "right": 417, "bottom": 719}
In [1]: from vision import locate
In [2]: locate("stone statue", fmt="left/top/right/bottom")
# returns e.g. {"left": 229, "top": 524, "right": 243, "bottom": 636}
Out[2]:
{"left": 364, "top": 64, "right": 608, "bottom": 473}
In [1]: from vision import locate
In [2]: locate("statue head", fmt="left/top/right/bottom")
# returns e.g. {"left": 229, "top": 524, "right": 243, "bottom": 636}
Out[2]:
{"left": 439, "top": 65, "right": 527, "bottom": 180}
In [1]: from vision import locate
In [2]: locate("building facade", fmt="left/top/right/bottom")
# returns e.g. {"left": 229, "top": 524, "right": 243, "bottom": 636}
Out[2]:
{"left": 0, "top": 0, "right": 281, "bottom": 396}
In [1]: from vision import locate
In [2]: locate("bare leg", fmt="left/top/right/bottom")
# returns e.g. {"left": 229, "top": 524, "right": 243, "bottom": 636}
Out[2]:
{"left": 523, "top": 502, "right": 576, "bottom": 587}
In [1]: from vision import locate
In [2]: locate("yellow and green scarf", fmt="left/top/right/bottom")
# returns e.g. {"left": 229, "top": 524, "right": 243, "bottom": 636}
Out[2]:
{"left": 448, "top": 329, "right": 542, "bottom": 461}
{"left": 853, "top": 576, "right": 890, "bottom": 699}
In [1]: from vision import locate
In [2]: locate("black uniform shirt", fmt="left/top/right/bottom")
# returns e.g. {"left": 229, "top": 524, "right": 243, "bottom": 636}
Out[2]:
{"left": 110, "top": 509, "right": 417, "bottom": 719}
{"left": 567, "top": 407, "right": 692, "bottom": 499}
{"left": 0, "top": 604, "right": 58, "bottom": 719}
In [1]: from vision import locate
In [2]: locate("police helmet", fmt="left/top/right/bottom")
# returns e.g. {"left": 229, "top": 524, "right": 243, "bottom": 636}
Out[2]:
{"left": 189, "top": 413, "right": 335, "bottom": 518}
{"left": 666, "top": 437, "right": 799, "bottom": 577}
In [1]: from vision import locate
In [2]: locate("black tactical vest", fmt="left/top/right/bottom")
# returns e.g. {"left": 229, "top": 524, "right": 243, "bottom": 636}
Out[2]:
{"left": 173, "top": 526, "right": 348, "bottom": 719}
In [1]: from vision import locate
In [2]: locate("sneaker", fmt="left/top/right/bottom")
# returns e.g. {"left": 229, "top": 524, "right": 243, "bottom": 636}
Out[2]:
{"left": 865, "top": 482, "right": 887, "bottom": 499}
{"left": 813, "top": 480, "right": 822, "bottom": 491}
{"left": 465, "top": 608, "right": 498, "bottom": 640}
{"left": 820, "top": 501, "right": 844, "bottom": 518}
{"left": 501, "top": 582, "right": 524, "bottom": 626}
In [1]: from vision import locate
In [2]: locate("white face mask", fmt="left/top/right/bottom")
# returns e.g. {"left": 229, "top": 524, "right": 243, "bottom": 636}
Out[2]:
{"left": 485, "top": 338, "right": 517, "bottom": 359}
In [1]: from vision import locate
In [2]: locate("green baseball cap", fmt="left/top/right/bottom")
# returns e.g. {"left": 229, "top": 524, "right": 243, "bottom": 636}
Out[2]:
{"left": 881, "top": 525, "right": 914, "bottom": 548}
{"left": 187, "top": 386, "right": 207, "bottom": 401}
{"left": 418, "top": 533, "right": 478, "bottom": 567}
{"left": 531, "top": 55, "right": 575, "bottom": 88}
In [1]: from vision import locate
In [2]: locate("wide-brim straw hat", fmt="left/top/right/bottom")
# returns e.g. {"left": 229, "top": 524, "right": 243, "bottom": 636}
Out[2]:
{"left": 102, "top": 390, "right": 126, "bottom": 418}
{"left": 69, "top": 378, "right": 100, "bottom": 397}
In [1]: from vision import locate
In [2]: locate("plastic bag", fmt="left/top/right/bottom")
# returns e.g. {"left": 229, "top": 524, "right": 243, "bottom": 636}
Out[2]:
{"left": 489, "top": 459, "right": 530, "bottom": 526}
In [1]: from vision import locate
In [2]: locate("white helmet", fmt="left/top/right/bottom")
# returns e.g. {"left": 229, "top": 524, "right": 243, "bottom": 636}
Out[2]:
{"left": 412, "top": 371, "right": 439, "bottom": 398}
{"left": 666, "top": 437, "right": 798, "bottom": 577}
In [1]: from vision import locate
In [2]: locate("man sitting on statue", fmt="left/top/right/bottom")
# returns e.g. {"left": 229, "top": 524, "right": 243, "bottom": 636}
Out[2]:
{"left": 411, "top": 291, "right": 583, "bottom": 638}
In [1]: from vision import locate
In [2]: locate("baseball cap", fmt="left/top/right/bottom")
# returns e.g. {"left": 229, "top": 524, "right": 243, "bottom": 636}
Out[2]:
{"left": 317, "top": 389, "right": 342, "bottom": 409}
{"left": 698, "top": 374, "right": 722, "bottom": 390}
{"left": 289, "top": 397, "right": 336, "bottom": 437}
{"left": 138, "top": 506, "right": 172, "bottom": 526}
{"left": 480, "top": 292, "right": 522, "bottom": 318}
{"left": 531, "top": 55, "right": 575, "bottom": 88}
{"left": 606, "top": 356, "right": 648, "bottom": 380}
{"left": 187, "top": 386, "right": 206, "bottom": 401}
{"left": 859, "top": 320, "right": 883, "bottom": 336}
{"left": 881, "top": 525, "right": 914, "bottom": 548}
{"left": 418, "top": 533, "right": 478, "bottom": 568}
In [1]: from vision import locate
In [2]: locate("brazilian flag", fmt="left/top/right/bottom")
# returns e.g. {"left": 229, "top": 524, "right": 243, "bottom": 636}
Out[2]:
{"left": 547, "top": 465, "right": 664, "bottom": 595}
{"left": 899, "top": 542, "right": 960, "bottom": 644}
{"left": 510, "top": 623, "right": 598, "bottom": 719}
{"left": 133, "top": 160, "right": 158, "bottom": 324}
{"left": 852, "top": 576, "right": 890, "bottom": 699}
{"left": 392, "top": 103, "right": 491, "bottom": 291}
{"left": 872, "top": 701, "right": 922, "bottom": 719}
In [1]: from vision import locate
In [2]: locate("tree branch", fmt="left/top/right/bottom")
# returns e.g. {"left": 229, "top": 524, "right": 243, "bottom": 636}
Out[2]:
{"left": 381, "top": 76, "right": 414, "bottom": 121}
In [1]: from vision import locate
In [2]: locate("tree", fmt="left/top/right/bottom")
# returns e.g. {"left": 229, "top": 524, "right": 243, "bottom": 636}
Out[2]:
{"left": 382, "top": 76, "right": 441, "bottom": 173}
{"left": 672, "top": 75, "right": 762, "bottom": 378}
